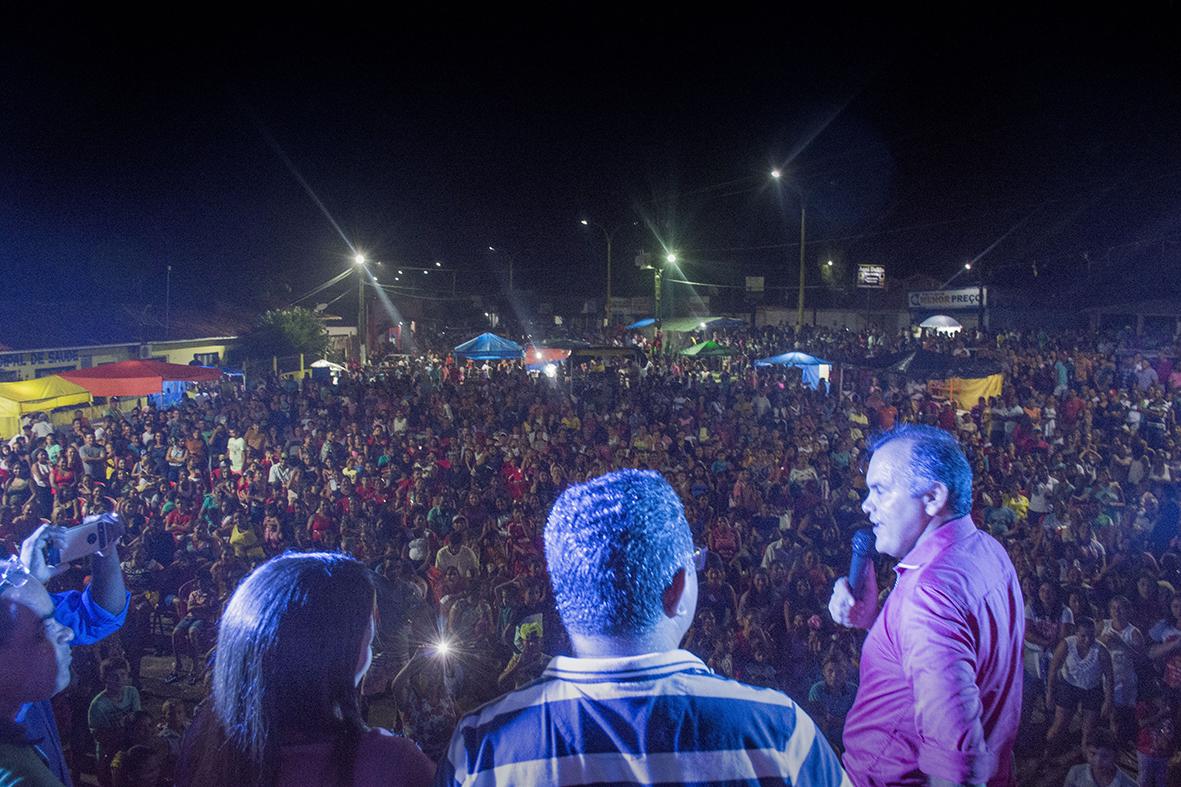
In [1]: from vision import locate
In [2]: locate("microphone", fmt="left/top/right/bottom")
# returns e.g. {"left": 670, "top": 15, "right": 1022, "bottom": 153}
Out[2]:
{"left": 849, "top": 528, "right": 877, "bottom": 596}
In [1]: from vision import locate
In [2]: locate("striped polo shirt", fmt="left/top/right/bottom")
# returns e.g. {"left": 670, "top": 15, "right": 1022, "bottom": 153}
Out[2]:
{"left": 436, "top": 649, "right": 851, "bottom": 786}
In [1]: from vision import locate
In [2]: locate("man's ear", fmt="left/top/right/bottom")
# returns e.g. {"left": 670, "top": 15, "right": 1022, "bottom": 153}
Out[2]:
{"left": 663, "top": 567, "right": 687, "bottom": 618}
{"left": 923, "top": 481, "right": 950, "bottom": 516}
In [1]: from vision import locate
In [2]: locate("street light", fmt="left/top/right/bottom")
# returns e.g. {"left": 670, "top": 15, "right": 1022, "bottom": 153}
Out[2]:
{"left": 580, "top": 218, "right": 637, "bottom": 328}
{"left": 770, "top": 170, "right": 807, "bottom": 327}
{"left": 635, "top": 251, "right": 672, "bottom": 321}
{"left": 938, "top": 262, "right": 974, "bottom": 289}
{"left": 353, "top": 253, "right": 368, "bottom": 365}
{"left": 487, "top": 246, "right": 514, "bottom": 291}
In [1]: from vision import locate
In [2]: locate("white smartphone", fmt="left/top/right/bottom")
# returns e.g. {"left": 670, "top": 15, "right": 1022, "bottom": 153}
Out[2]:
{"left": 45, "top": 512, "right": 125, "bottom": 566}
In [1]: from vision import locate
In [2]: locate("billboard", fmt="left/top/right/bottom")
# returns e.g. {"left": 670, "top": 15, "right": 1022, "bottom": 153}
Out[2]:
{"left": 745, "top": 276, "right": 765, "bottom": 293}
{"left": 907, "top": 287, "right": 988, "bottom": 311}
{"left": 856, "top": 264, "right": 886, "bottom": 288}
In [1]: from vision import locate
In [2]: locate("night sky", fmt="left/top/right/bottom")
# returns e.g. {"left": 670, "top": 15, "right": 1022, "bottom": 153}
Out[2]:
{"left": 3, "top": 13, "right": 1179, "bottom": 314}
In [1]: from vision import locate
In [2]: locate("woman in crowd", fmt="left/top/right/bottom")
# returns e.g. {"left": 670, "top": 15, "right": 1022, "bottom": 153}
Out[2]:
{"left": 1045, "top": 616, "right": 1116, "bottom": 754}
{"left": 180, "top": 551, "right": 434, "bottom": 786}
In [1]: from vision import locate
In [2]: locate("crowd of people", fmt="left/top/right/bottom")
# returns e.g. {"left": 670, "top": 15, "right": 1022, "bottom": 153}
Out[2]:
{"left": 2, "top": 320, "right": 1181, "bottom": 785}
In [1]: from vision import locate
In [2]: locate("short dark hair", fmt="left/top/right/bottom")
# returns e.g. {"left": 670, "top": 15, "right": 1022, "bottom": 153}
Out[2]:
{"left": 870, "top": 424, "right": 973, "bottom": 517}
{"left": 1085, "top": 726, "right": 1116, "bottom": 752}
{"left": 545, "top": 470, "right": 693, "bottom": 637}
{"left": 100, "top": 657, "right": 129, "bottom": 682}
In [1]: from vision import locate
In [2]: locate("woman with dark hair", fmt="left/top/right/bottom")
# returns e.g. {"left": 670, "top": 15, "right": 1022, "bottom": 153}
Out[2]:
{"left": 180, "top": 552, "right": 434, "bottom": 786}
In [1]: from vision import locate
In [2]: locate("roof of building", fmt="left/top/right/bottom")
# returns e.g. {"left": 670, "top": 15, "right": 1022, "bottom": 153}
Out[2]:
{"left": 0, "top": 301, "right": 250, "bottom": 352}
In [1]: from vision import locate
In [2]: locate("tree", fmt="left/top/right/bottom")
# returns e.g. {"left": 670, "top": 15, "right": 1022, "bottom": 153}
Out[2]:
{"left": 231, "top": 307, "right": 329, "bottom": 368}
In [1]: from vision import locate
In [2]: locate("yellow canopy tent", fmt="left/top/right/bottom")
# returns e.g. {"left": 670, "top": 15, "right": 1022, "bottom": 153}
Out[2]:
{"left": 926, "top": 374, "right": 1005, "bottom": 409}
{"left": 0, "top": 376, "right": 92, "bottom": 438}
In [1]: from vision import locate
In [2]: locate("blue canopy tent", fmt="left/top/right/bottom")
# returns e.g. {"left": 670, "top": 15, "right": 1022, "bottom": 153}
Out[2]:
{"left": 453, "top": 332, "right": 525, "bottom": 361}
{"left": 625, "top": 317, "right": 657, "bottom": 330}
{"left": 754, "top": 351, "right": 833, "bottom": 390}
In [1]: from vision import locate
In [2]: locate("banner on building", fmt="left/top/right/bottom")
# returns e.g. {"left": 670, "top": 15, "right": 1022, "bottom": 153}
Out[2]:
{"left": 908, "top": 287, "right": 988, "bottom": 311}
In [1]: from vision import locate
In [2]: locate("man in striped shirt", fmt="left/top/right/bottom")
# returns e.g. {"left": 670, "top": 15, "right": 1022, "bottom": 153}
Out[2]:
{"left": 437, "top": 469, "right": 849, "bottom": 786}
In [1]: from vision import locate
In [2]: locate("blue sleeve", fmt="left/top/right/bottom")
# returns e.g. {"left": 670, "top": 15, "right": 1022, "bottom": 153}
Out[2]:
{"left": 52, "top": 587, "right": 130, "bottom": 646}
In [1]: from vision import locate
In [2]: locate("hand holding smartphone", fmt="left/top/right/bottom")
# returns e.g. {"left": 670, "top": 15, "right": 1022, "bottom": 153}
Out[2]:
{"left": 43, "top": 512, "right": 126, "bottom": 567}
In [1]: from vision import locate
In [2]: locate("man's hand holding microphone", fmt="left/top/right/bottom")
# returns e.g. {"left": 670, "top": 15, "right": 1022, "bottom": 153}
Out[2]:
{"left": 828, "top": 528, "right": 878, "bottom": 630}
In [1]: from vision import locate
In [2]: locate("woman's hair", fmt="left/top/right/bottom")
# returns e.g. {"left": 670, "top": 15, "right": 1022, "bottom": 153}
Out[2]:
{"left": 186, "top": 552, "right": 375, "bottom": 786}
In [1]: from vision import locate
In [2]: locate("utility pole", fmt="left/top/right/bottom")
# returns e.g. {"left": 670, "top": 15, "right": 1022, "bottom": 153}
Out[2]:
{"left": 654, "top": 265, "right": 663, "bottom": 321}
{"left": 354, "top": 255, "right": 368, "bottom": 366}
{"left": 978, "top": 266, "right": 986, "bottom": 332}
{"left": 165, "top": 265, "right": 171, "bottom": 339}
{"left": 796, "top": 200, "right": 806, "bottom": 328}
{"left": 605, "top": 233, "right": 612, "bottom": 326}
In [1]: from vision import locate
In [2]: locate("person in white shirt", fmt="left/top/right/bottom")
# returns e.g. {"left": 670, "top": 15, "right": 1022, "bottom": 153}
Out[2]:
{"left": 226, "top": 428, "right": 246, "bottom": 474}
{"left": 30, "top": 415, "right": 54, "bottom": 442}
{"left": 434, "top": 532, "right": 480, "bottom": 578}
{"left": 1061, "top": 728, "right": 1134, "bottom": 787}
{"left": 267, "top": 454, "right": 293, "bottom": 486}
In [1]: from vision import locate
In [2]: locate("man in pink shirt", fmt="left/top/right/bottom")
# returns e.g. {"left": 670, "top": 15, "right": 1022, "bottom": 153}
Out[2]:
{"left": 829, "top": 424, "right": 1023, "bottom": 786}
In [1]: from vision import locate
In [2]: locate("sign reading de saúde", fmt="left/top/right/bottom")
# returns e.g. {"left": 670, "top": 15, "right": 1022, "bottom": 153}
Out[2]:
{"left": 856, "top": 264, "right": 886, "bottom": 288}
{"left": 907, "top": 287, "right": 988, "bottom": 311}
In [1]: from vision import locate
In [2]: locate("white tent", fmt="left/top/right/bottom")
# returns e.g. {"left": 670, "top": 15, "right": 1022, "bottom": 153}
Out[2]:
{"left": 919, "top": 314, "right": 962, "bottom": 334}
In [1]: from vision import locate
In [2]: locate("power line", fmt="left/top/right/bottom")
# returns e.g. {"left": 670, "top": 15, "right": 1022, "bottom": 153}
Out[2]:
{"left": 288, "top": 267, "right": 353, "bottom": 306}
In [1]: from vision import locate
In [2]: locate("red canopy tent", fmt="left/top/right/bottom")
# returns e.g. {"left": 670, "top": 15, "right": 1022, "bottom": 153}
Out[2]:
{"left": 134, "top": 360, "right": 222, "bottom": 383}
{"left": 60, "top": 360, "right": 221, "bottom": 397}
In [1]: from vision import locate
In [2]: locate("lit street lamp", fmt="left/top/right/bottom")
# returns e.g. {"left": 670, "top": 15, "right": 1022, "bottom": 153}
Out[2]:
{"left": 354, "top": 254, "right": 368, "bottom": 365}
{"left": 634, "top": 251, "right": 677, "bottom": 321}
{"left": 938, "top": 262, "right": 973, "bottom": 289}
{"left": 770, "top": 170, "right": 807, "bottom": 327}
{"left": 487, "top": 245, "right": 514, "bottom": 292}
{"left": 580, "top": 218, "right": 637, "bottom": 327}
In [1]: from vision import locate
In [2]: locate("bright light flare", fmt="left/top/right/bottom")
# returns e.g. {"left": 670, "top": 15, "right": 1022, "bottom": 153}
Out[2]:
{"left": 435, "top": 261, "right": 442, "bottom": 267}
{"left": 770, "top": 169, "right": 782, "bottom": 179}
{"left": 354, "top": 254, "right": 367, "bottom": 265}
{"left": 580, "top": 219, "right": 588, "bottom": 225}
{"left": 826, "top": 260, "right": 834, "bottom": 267}
{"left": 666, "top": 253, "right": 677, "bottom": 264}
{"left": 964, "top": 263, "right": 972, "bottom": 270}
{"left": 543, "top": 363, "right": 557, "bottom": 378}
{"left": 433, "top": 639, "right": 451, "bottom": 657}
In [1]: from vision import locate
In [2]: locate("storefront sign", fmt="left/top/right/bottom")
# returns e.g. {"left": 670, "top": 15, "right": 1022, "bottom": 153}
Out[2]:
{"left": 0, "top": 350, "right": 79, "bottom": 368}
{"left": 908, "top": 287, "right": 988, "bottom": 311}
{"left": 857, "top": 264, "right": 886, "bottom": 288}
